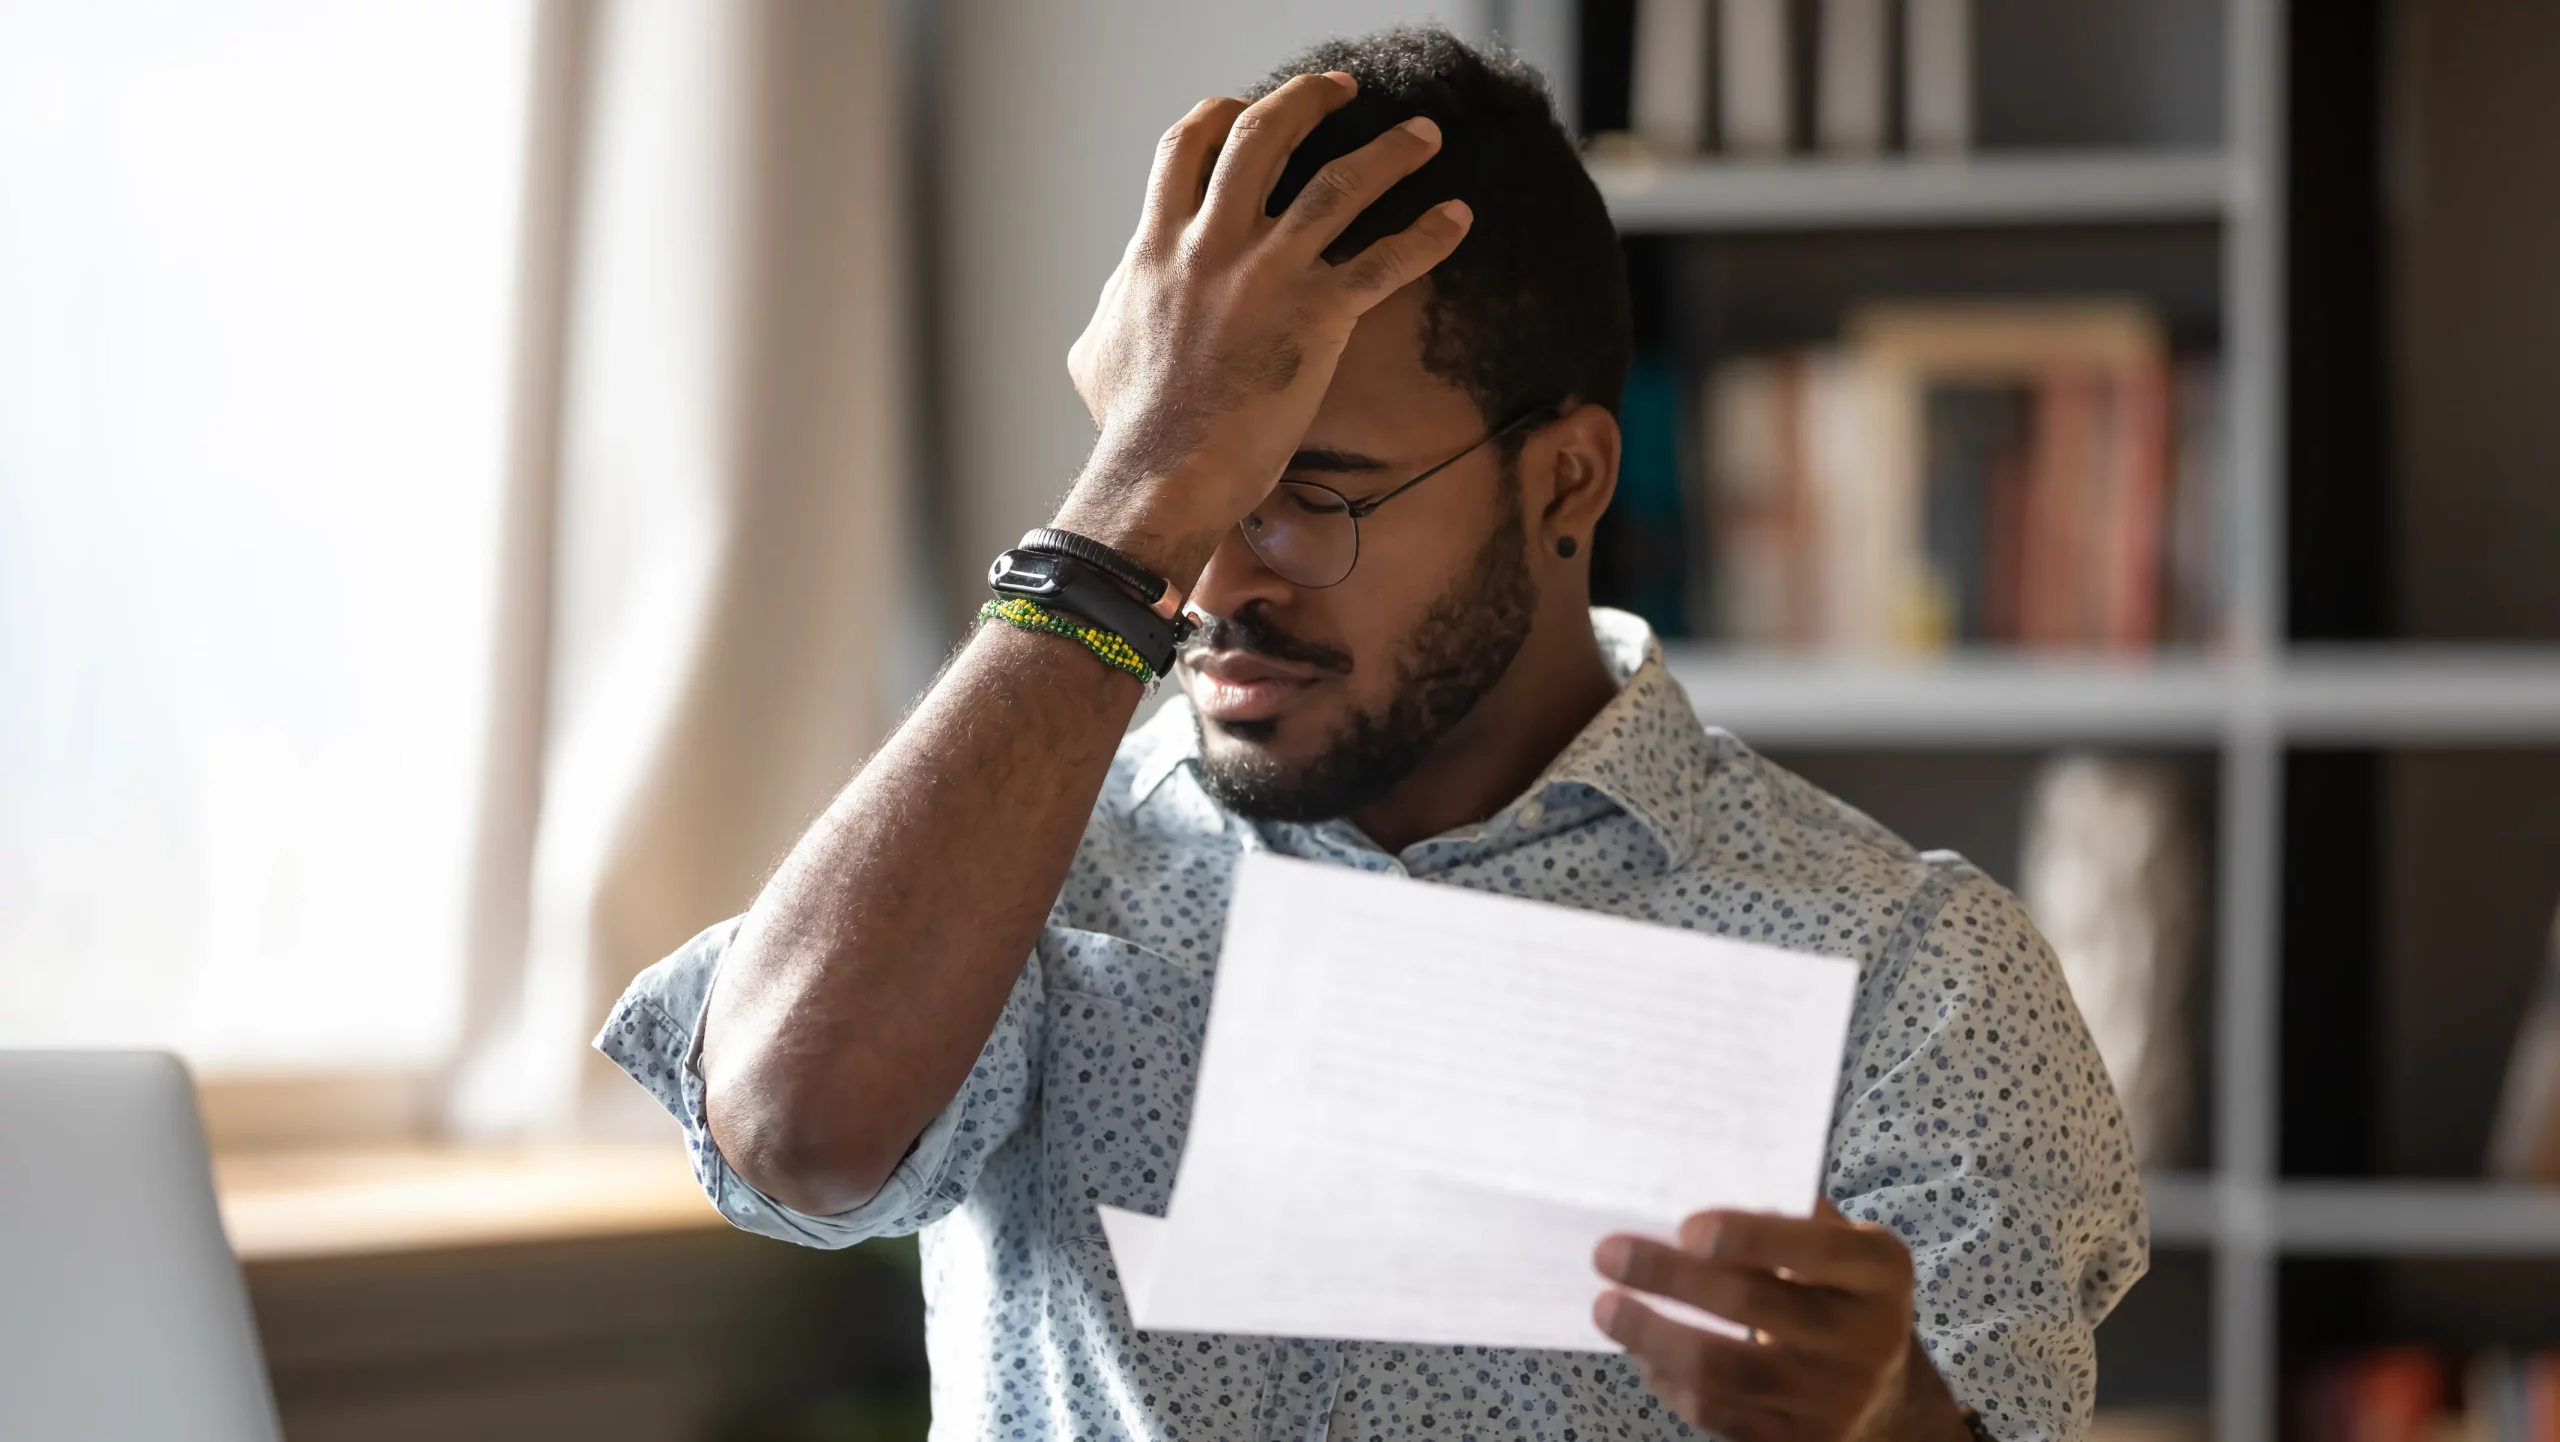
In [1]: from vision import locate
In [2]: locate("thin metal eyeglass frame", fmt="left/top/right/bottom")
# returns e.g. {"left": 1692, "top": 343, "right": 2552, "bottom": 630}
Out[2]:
{"left": 1245, "top": 403, "right": 1557, "bottom": 588}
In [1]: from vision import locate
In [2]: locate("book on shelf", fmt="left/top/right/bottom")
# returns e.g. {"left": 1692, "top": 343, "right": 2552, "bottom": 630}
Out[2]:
{"left": 1693, "top": 300, "right": 2228, "bottom": 655}
{"left": 2165, "top": 360, "right": 2229, "bottom": 649}
{"left": 2087, "top": 1410, "right": 2207, "bottom": 1442}
{"left": 1717, "top": 0, "right": 1794, "bottom": 156}
{"left": 2486, "top": 899, "right": 2560, "bottom": 1182}
{"left": 2302, "top": 1348, "right": 2560, "bottom": 1442}
{"left": 1629, "top": 0, "right": 1712, "bottom": 154}
{"left": 1904, "top": 0, "right": 1974, "bottom": 154}
{"left": 1815, "top": 0, "right": 1891, "bottom": 154}
{"left": 1589, "top": 0, "right": 1973, "bottom": 159}
{"left": 1593, "top": 354, "right": 1692, "bottom": 639}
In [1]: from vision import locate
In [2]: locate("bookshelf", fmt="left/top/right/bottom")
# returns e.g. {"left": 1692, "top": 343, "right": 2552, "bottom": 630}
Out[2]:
{"left": 1506, "top": 0, "right": 2560, "bottom": 1437}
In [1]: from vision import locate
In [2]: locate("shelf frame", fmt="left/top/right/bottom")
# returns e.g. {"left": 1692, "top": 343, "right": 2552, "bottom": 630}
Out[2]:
{"left": 1591, "top": 151, "right": 2238, "bottom": 233}
{"left": 1662, "top": 646, "right": 2560, "bottom": 749}
{"left": 2145, "top": 1175, "right": 2560, "bottom": 1258}
{"left": 2275, "top": 1182, "right": 2560, "bottom": 1256}
{"left": 1664, "top": 650, "right": 2235, "bottom": 747}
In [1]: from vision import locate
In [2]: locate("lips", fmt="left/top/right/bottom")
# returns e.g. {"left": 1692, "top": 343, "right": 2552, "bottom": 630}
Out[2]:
{"left": 1182, "top": 650, "right": 1328, "bottom": 724}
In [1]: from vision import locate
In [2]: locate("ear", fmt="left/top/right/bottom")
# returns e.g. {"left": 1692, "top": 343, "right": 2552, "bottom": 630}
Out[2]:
{"left": 1528, "top": 402, "right": 1620, "bottom": 563}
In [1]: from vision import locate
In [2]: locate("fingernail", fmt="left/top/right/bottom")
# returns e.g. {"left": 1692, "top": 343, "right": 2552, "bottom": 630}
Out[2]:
{"left": 1593, "top": 1291, "right": 1624, "bottom": 1331}
{"left": 1681, "top": 1213, "right": 1723, "bottom": 1254}
{"left": 1325, "top": 70, "right": 1356, "bottom": 88}
{"left": 1401, "top": 115, "right": 1442, "bottom": 145}
{"left": 1437, "top": 199, "right": 1472, "bottom": 227}
{"left": 1594, "top": 1235, "right": 1634, "bottom": 1281}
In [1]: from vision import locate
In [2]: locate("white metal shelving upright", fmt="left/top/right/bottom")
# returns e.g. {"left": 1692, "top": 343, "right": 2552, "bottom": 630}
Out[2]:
{"left": 2211, "top": 2, "right": 2293, "bottom": 1434}
{"left": 2215, "top": 2, "right": 2287, "bottom": 1437}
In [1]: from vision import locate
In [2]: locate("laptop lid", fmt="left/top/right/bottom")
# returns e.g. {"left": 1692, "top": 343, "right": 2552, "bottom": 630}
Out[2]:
{"left": 0, "top": 1050, "right": 283, "bottom": 1442}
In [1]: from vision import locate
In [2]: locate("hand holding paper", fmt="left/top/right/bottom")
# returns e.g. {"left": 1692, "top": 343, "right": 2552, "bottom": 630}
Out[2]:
{"left": 1589, "top": 1197, "right": 1956, "bottom": 1441}
{"left": 1100, "top": 851, "right": 1860, "bottom": 1352}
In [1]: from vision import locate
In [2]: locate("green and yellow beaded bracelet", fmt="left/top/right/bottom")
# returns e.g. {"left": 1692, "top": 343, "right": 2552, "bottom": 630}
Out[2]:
{"left": 978, "top": 596, "right": 1152, "bottom": 684}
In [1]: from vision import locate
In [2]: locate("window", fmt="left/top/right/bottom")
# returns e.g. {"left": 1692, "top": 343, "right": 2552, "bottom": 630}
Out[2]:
{"left": 0, "top": 2, "right": 533, "bottom": 1072}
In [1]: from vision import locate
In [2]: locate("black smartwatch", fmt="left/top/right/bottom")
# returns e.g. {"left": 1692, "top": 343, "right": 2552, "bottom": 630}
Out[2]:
{"left": 987, "top": 548, "right": 1185, "bottom": 677}
{"left": 1019, "top": 527, "right": 1178, "bottom": 612}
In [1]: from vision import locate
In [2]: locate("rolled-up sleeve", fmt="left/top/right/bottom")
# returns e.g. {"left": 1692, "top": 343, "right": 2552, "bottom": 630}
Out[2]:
{"left": 594, "top": 917, "right": 1045, "bottom": 1249}
{"left": 1826, "top": 866, "right": 2149, "bottom": 1442}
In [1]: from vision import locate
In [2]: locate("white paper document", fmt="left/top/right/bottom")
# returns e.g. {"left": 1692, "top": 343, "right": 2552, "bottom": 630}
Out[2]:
{"left": 1099, "top": 851, "right": 1860, "bottom": 1352}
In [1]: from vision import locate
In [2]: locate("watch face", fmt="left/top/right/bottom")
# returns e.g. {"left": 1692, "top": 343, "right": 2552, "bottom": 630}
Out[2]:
{"left": 989, "top": 550, "right": 1066, "bottom": 595}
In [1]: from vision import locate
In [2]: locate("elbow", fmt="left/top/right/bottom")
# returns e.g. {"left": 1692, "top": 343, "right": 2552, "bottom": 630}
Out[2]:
{"left": 702, "top": 1051, "right": 907, "bottom": 1219}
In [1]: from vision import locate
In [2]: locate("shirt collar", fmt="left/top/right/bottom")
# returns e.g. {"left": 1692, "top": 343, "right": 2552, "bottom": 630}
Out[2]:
{"left": 1501, "top": 607, "right": 1716, "bottom": 863}
{"left": 1130, "top": 608, "right": 1716, "bottom": 864}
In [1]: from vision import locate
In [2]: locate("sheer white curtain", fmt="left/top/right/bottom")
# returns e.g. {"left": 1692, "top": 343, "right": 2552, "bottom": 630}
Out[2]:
{"left": 0, "top": 2, "right": 531, "bottom": 1071}
{"left": 450, "top": 0, "right": 911, "bottom": 1138}
{"left": 0, "top": 0, "right": 910, "bottom": 1140}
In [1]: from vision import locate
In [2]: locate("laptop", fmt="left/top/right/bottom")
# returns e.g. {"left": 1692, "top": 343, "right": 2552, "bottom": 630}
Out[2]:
{"left": 0, "top": 1050, "right": 283, "bottom": 1441}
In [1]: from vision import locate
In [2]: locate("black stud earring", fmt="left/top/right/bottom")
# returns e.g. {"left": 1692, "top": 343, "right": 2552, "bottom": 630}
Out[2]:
{"left": 1555, "top": 536, "right": 1578, "bottom": 558}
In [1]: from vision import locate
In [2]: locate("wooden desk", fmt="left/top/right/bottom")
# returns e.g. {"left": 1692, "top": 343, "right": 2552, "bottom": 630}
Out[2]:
{"left": 215, "top": 1142, "right": 721, "bottom": 1263}
{"left": 214, "top": 1145, "right": 923, "bottom": 1442}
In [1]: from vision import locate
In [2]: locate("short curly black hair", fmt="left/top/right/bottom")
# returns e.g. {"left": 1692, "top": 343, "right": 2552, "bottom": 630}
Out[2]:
{"left": 1251, "top": 26, "right": 1630, "bottom": 429}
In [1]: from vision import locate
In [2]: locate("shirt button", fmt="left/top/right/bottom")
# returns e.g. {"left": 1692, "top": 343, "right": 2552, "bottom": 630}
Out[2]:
{"left": 1517, "top": 800, "right": 1545, "bottom": 829}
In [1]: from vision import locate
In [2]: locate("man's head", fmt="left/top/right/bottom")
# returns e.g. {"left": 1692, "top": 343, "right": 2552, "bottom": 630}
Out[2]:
{"left": 1176, "top": 27, "right": 1631, "bottom": 826}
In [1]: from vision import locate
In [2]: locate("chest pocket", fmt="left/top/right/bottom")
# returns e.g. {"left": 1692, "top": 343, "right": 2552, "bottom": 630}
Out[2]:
{"left": 1038, "top": 928, "right": 1210, "bottom": 1245}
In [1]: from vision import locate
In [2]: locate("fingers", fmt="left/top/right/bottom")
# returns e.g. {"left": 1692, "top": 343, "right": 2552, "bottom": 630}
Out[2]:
{"left": 1594, "top": 1234, "right": 1842, "bottom": 1339}
{"left": 1596, "top": 1207, "right": 1923, "bottom": 1441}
{"left": 1270, "top": 114, "right": 1445, "bottom": 256}
{"left": 1327, "top": 199, "right": 1472, "bottom": 311}
{"left": 1674, "top": 1209, "right": 1913, "bottom": 1297}
{"left": 1141, "top": 95, "right": 1248, "bottom": 239}
{"left": 1594, "top": 1291, "right": 1800, "bottom": 1439}
{"left": 1199, "top": 71, "right": 1357, "bottom": 231}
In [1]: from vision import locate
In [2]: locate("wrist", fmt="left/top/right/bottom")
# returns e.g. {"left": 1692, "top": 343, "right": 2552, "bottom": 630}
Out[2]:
{"left": 1883, "top": 1333, "right": 1979, "bottom": 1442}
{"left": 1050, "top": 462, "right": 1236, "bottom": 593}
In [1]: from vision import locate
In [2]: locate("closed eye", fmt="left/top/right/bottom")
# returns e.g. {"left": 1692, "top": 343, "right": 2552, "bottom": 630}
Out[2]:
{"left": 1274, "top": 483, "right": 1352, "bottom": 516}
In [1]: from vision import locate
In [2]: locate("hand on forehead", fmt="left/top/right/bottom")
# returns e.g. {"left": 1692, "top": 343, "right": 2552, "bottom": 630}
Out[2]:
{"left": 1299, "top": 283, "right": 1493, "bottom": 478}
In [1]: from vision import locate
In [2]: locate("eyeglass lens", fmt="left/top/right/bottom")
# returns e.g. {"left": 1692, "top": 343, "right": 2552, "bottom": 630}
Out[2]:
{"left": 1240, "top": 481, "right": 1360, "bottom": 588}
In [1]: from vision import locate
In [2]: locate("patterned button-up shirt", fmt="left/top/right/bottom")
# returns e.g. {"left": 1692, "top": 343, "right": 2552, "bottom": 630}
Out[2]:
{"left": 598, "top": 609, "right": 2147, "bottom": 1442}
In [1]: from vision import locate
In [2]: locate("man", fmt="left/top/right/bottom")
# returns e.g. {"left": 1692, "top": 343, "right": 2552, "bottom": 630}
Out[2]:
{"left": 599, "top": 28, "right": 2145, "bottom": 1442}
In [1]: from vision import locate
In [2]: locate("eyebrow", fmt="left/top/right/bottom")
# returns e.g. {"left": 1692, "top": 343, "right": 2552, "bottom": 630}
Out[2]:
{"left": 1283, "top": 446, "right": 1393, "bottom": 475}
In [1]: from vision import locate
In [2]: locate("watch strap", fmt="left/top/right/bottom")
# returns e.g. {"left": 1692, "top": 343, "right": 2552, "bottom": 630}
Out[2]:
{"left": 1018, "top": 527, "right": 1186, "bottom": 621}
{"left": 988, "top": 548, "right": 1181, "bottom": 676}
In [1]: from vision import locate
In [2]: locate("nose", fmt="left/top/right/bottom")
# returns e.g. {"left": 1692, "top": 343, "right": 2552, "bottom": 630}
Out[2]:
{"left": 1189, "top": 522, "right": 1296, "bottom": 622}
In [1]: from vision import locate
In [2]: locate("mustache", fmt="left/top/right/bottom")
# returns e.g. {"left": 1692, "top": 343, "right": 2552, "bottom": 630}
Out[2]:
{"left": 1179, "top": 602, "right": 1353, "bottom": 674}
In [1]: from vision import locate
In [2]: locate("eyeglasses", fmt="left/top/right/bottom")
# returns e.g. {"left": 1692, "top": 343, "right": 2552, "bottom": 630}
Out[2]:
{"left": 1238, "top": 405, "right": 1556, "bottom": 588}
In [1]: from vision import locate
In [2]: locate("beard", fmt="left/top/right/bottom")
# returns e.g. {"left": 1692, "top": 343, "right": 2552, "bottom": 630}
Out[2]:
{"left": 1187, "top": 477, "right": 1538, "bottom": 824}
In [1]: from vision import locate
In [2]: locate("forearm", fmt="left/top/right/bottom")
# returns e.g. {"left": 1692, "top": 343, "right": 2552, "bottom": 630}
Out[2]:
{"left": 701, "top": 618, "right": 1143, "bottom": 1215}
{"left": 696, "top": 63, "right": 1467, "bottom": 1219}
